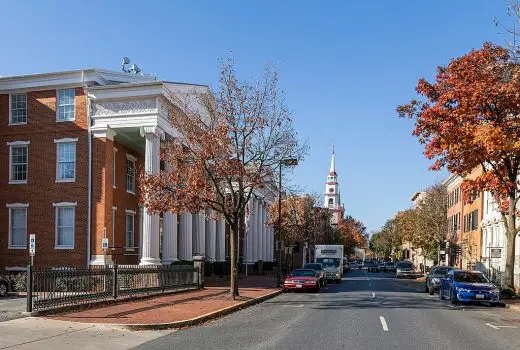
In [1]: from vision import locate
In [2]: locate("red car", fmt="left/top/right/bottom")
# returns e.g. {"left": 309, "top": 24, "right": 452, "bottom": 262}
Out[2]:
{"left": 283, "top": 269, "right": 321, "bottom": 293}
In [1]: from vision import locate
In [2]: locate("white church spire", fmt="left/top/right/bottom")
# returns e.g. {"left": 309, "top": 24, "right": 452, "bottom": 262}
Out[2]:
{"left": 329, "top": 143, "right": 336, "bottom": 175}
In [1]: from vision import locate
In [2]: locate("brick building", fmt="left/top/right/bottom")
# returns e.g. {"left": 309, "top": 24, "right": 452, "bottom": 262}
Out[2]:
{"left": 0, "top": 68, "right": 275, "bottom": 271}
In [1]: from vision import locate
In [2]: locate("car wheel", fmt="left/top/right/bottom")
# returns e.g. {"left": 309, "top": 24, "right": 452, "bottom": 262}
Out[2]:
{"left": 0, "top": 282, "right": 8, "bottom": 297}
{"left": 428, "top": 285, "right": 434, "bottom": 295}
{"left": 425, "top": 283, "right": 429, "bottom": 293}
{"left": 336, "top": 279, "right": 341, "bottom": 284}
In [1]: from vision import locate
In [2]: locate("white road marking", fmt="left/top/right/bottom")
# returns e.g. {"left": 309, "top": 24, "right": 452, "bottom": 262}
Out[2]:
{"left": 372, "top": 292, "right": 375, "bottom": 298}
{"left": 486, "top": 323, "right": 500, "bottom": 330}
{"left": 380, "top": 316, "right": 389, "bottom": 331}
{"left": 285, "top": 304, "right": 304, "bottom": 308}
{"left": 486, "top": 323, "right": 517, "bottom": 330}
{"left": 428, "top": 295, "right": 435, "bottom": 298}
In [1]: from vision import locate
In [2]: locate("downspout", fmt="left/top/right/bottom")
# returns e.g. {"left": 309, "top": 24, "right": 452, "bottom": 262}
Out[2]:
{"left": 84, "top": 71, "right": 92, "bottom": 267}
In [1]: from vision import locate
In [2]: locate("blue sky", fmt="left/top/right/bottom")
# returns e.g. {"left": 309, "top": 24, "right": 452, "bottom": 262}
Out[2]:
{"left": 0, "top": 1, "right": 510, "bottom": 231}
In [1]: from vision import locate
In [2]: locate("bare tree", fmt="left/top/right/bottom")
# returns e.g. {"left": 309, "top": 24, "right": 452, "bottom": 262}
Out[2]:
{"left": 140, "top": 59, "right": 307, "bottom": 298}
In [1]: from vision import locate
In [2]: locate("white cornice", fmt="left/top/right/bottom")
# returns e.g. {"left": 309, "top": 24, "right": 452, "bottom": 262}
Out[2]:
{"left": 0, "top": 69, "right": 155, "bottom": 93}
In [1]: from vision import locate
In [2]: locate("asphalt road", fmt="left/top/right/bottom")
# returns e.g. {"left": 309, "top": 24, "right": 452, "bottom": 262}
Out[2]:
{"left": 135, "top": 269, "right": 520, "bottom": 350}
{"left": 0, "top": 296, "right": 26, "bottom": 322}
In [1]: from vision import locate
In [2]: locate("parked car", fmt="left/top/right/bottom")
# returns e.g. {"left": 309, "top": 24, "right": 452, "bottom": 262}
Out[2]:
{"left": 0, "top": 276, "right": 11, "bottom": 297}
{"left": 439, "top": 270, "right": 500, "bottom": 304}
{"left": 343, "top": 259, "right": 351, "bottom": 273}
{"left": 384, "top": 262, "right": 396, "bottom": 273}
{"left": 425, "top": 266, "right": 454, "bottom": 295}
{"left": 304, "top": 263, "right": 327, "bottom": 287}
{"left": 378, "top": 262, "right": 386, "bottom": 271}
{"left": 283, "top": 269, "right": 321, "bottom": 293}
{"left": 349, "top": 260, "right": 360, "bottom": 269}
{"left": 357, "top": 260, "right": 363, "bottom": 269}
{"left": 364, "top": 260, "right": 378, "bottom": 272}
{"left": 395, "top": 261, "right": 421, "bottom": 278}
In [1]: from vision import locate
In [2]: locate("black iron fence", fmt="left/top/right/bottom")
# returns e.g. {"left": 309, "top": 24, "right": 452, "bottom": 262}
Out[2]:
{"left": 26, "top": 264, "right": 199, "bottom": 312}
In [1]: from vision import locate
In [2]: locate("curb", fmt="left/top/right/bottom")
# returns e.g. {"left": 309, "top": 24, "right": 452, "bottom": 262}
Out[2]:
{"left": 117, "top": 289, "right": 282, "bottom": 331}
{"left": 504, "top": 303, "right": 520, "bottom": 312}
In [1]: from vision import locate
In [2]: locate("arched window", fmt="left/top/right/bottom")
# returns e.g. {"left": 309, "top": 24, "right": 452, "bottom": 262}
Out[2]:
{"left": 328, "top": 198, "right": 334, "bottom": 207}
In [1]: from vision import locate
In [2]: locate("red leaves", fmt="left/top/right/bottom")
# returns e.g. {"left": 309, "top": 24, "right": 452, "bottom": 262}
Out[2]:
{"left": 398, "top": 43, "right": 520, "bottom": 214}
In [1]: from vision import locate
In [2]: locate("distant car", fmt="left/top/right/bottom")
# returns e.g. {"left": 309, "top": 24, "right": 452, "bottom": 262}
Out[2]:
{"left": 0, "top": 276, "right": 11, "bottom": 297}
{"left": 349, "top": 260, "right": 360, "bottom": 269}
{"left": 283, "top": 269, "right": 321, "bottom": 293}
{"left": 343, "top": 259, "right": 351, "bottom": 273}
{"left": 395, "top": 261, "right": 420, "bottom": 278}
{"left": 384, "top": 262, "right": 396, "bottom": 273}
{"left": 357, "top": 260, "right": 363, "bottom": 269}
{"left": 378, "top": 262, "right": 385, "bottom": 271}
{"left": 439, "top": 270, "right": 499, "bottom": 304}
{"left": 364, "top": 260, "right": 378, "bottom": 272}
{"left": 425, "top": 266, "right": 454, "bottom": 295}
{"left": 304, "top": 263, "right": 327, "bottom": 287}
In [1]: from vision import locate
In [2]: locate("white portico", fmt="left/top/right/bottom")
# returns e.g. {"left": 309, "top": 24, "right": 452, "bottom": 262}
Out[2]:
{"left": 88, "top": 80, "right": 212, "bottom": 266}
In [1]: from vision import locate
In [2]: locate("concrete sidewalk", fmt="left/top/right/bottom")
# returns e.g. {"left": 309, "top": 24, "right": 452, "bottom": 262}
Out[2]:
{"left": 0, "top": 317, "right": 172, "bottom": 350}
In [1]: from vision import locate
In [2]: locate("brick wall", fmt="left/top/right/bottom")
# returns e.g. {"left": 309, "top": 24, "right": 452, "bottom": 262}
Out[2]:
{"left": 0, "top": 88, "right": 89, "bottom": 269}
{"left": 91, "top": 138, "right": 142, "bottom": 265}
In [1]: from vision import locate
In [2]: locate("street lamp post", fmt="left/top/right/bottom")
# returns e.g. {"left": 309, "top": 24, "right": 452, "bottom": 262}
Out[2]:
{"left": 277, "top": 158, "right": 298, "bottom": 287}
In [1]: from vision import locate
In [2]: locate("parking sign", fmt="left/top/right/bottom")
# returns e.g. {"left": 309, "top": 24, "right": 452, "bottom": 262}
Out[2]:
{"left": 29, "top": 234, "right": 36, "bottom": 256}
{"left": 102, "top": 238, "right": 109, "bottom": 251}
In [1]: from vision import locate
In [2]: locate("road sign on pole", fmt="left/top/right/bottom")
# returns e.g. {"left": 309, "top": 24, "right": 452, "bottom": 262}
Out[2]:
{"left": 29, "top": 234, "right": 36, "bottom": 256}
{"left": 29, "top": 234, "right": 35, "bottom": 266}
{"left": 102, "top": 238, "right": 109, "bottom": 251}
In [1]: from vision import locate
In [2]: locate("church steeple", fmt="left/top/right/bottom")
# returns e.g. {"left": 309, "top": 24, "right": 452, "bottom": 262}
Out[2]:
{"left": 324, "top": 145, "right": 341, "bottom": 225}
{"left": 329, "top": 144, "right": 336, "bottom": 175}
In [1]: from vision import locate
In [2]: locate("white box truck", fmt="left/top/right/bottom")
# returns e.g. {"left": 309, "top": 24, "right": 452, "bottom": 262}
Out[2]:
{"left": 315, "top": 245, "right": 344, "bottom": 284}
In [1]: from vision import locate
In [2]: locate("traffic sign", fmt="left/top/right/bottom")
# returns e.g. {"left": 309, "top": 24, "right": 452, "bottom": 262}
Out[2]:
{"left": 29, "top": 234, "right": 36, "bottom": 256}
{"left": 102, "top": 238, "right": 109, "bottom": 251}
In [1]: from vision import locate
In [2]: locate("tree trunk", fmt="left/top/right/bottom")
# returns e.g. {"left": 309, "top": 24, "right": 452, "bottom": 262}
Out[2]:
{"left": 230, "top": 222, "right": 239, "bottom": 298}
{"left": 503, "top": 195, "right": 517, "bottom": 292}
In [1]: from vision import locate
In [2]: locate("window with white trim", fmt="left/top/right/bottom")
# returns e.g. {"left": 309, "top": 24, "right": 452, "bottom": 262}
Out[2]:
{"left": 8, "top": 205, "right": 27, "bottom": 248}
{"left": 57, "top": 142, "right": 76, "bottom": 181}
{"left": 9, "top": 143, "right": 28, "bottom": 183}
{"left": 10, "top": 93, "right": 27, "bottom": 124}
{"left": 126, "top": 155, "right": 136, "bottom": 194}
{"left": 126, "top": 211, "right": 135, "bottom": 249}
{"left": 57, "top": 89, "right": 75, "bottom": 121}
{"left": 55, "top": 205, "right": 75, "bottom": 248}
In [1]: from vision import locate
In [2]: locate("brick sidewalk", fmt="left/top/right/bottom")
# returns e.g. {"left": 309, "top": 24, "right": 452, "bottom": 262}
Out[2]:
{"left": 46, "top": 275, "right": 279, "bottom": 325}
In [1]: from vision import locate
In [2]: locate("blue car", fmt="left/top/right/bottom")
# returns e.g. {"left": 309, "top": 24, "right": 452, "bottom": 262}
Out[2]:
{"left": 439, "top": 269, "right": 499, "bottom": 304}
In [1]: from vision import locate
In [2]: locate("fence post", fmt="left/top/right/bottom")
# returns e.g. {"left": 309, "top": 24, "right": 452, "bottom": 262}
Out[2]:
{"left": 26, "top": 263, "right": 33, "bottom": 313}
{"left": 193, "top": 255, "right": 205, "bottom": 288}
{"left": 112, "top": 264, "right": 118, "bottom": 299}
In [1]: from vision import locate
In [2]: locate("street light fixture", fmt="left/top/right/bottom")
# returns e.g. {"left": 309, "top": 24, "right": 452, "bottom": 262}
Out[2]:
{"left": 277, "top": 158, "right": 298, "bottom": 287}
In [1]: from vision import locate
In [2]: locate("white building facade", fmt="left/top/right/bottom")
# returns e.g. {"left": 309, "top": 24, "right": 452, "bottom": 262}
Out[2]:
{"left": 481, "top": 192, "right": 520, "bottom": 288}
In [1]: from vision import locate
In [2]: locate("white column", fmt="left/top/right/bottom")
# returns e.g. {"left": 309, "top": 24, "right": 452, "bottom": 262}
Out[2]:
{"left": 266, "top": 225, "right": 271, "bottom": 262}
{"left": 198, "top": 211, "right": 206, "bottom": 256}
{"left": 270, "top": 226, "right": 274, "bottom": 262}
{"left": 215, "top": 217, "right": 226, "bottom": 261}
{"left": 179, "top": 212, "right": 193, "bottom": 260}
{"left": 139, "top": 127, "right": 163, "bottom": 266}
{"left": 261, "top": 203, "right": 267, "bottom": 261}
{"left": 256, "top": 200, "right": 262, "bottom": 261}
{"left": 252, "top": 199, "right": 258, "bottom": 262}
{"left": 162, "top": 212, "right": 178, "bottom": 265}
{"left": 205, "top": 209, "right": 216, "bottom": 261}
{"left": 246, "top": 201, "right": 254, "bottom": 263}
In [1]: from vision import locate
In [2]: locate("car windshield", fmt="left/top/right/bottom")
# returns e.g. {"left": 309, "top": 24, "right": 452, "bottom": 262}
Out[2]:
{"left": 432, "top": 267, "right": 452, "bottom": 275}
{"left": 304, "top": 264, "right": 322, "bottom": 270}
{"left": 385, "top": 262, "right": 395, "bottom": 266}
{"left": 396, "top": 262, "right": 412, "bottom": 269}
{"left": 454, "top": 272, "right": 489, "bottom": 283}
{"left": 290, "top": 270, "right": 317, "bottom": 277}
{"left": 316, "top": 258, "right": 340, "bottom": 267}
